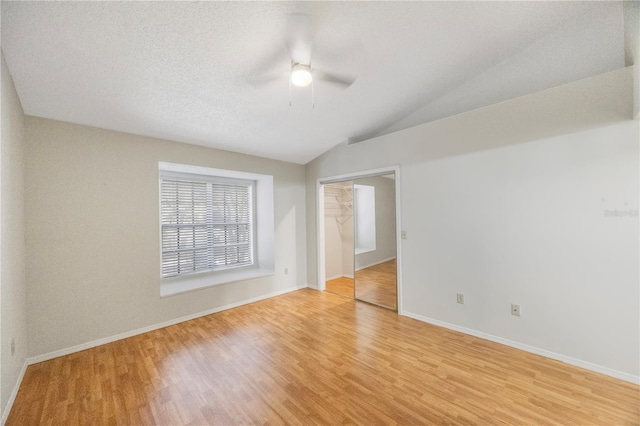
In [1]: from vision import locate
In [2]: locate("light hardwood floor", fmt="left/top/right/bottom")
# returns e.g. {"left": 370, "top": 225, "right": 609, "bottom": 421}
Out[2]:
{"left": 325, "top": 259, "right": 397, "bottom": 310}
{"left": 7, "top": 289, "right": 639, "bottom": 425}
{"left": 325, "top": 276, "right": 354, "bottom": 298}
{"left": 355, "top": 259, "right": 397, "bottom": 310}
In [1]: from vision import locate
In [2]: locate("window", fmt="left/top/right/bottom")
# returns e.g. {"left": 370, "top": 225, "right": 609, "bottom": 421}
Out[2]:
{"left": 354, "top": 184, "right": 376, "bottom": 254}
{"left": 160, "top": 174, "right": 255, "bottom": 278}
{"left": 158, "top": 162, "right": 275, "bottom": 297}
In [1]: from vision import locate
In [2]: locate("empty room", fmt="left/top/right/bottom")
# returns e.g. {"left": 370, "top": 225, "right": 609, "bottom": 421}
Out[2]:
{"left": 1, "top": 1, "right": 639, "bottom": 424}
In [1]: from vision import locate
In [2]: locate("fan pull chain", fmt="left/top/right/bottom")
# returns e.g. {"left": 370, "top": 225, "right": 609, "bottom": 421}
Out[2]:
{"left": 311, "top": 79, "right": 315, "bottom": 109}
{"left": 289, "top": 76, "right": 292, "bottom": 107}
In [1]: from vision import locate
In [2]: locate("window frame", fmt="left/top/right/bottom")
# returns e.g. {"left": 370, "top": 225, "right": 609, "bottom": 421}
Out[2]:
{"left": 159, "top": 171, "right": 258, "bottom": 279}
{"left": 158, "top": 162, "right": 275, "bottom": 297}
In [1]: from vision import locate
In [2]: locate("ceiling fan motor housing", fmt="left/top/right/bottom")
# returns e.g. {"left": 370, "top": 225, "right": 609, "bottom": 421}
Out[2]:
{"left": 291, "top": 63, "right": 312, "bottom": 87}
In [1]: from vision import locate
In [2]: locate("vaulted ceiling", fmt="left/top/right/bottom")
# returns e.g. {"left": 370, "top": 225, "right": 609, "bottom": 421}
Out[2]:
{"left": 1, "top": 1, "right": 628, "bottom": 164}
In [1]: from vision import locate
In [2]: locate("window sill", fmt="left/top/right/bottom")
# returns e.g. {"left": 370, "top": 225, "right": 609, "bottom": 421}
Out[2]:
{"left": 160, "top": 267, "right": 275, "bottom": 297}
{"left": 355, "top": 248, "right": 376, "bottom": 255}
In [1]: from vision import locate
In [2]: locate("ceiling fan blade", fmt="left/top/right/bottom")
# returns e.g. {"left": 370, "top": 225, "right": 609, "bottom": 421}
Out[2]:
{"left": 247, "top": 13, "right": 316, "bottom": 87}
{"left": 248, "top": 71, "right": 288, "bottom": 88}
{"left": 244, "top": 42, "right": 289, "bottom": 88}
{"left": 314, "top": 70, "right": 357, "bottom": 88}
{"left": 285, "top": 13, "right": 317, "bottom": 64}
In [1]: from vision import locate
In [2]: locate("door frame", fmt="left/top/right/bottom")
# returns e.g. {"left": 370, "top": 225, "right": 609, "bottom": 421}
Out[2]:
{"left": 316, "top": 165, "right": 403, "bottom": 315}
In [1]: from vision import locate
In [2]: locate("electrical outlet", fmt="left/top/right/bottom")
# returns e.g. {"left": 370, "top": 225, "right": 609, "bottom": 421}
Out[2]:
{"left": 511, "top": 304, "right": 521, "bottom": 317}
{"left": 11, "top": 338, "right": 15, "bottom": 356}
{"left": 284, "top": 267, "right": 288, "bottom": 275}
{"left": 456, "top": 293, "right": 464, "bottom": 304}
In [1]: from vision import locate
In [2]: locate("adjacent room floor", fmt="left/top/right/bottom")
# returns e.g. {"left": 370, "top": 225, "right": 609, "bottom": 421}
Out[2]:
{"left": 7, "top": 289, "right": 639, "bottom": 425}
{"left": 354, "top": 259, "right": 397, "bottom": 310}
{"left": 325, "top": 259, "right": 397, "bottom": 310}
{"left": 325, "top": 276, "right": 354, "bottom": 298}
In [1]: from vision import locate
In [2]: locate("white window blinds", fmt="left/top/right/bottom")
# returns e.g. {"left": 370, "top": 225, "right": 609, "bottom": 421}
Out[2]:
{"left": 160, "top": 175, "right": 254, "bottom": 278}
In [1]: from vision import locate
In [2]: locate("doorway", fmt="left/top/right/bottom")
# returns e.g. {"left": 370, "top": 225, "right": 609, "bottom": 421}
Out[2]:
{"left": 323, "top": 181, "right": 354, "bottom": 298}
{"left": 318, "top": 167, "right": 401, "bottom": 312}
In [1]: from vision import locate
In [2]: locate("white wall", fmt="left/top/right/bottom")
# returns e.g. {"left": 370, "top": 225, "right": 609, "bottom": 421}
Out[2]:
{"left": 624, "top": 2, "right": 639, "bottom": 118}
{"left": 353, "top": 176, "right": 396, "bottom": 270}
{"left": 305, "top": 66, "right": 639, "bottom": 381}
{"left": 341, "top": 214, "right": 354, "bottom": 277}
{"left": 401, "top": 122, "right": 638, "bottom": 377}
{"left": 24, "top": 117, "right": 307, "bottom": 358}
{"left": 324, "top": 209, "right": 343, "bottom": 279}
{"left": 0, "top": 53, "right": 27, "bottom": 417}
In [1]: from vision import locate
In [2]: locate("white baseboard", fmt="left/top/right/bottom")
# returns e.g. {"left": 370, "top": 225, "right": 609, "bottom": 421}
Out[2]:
{"left": 402, "top": 311, "right": 640, "bottom": 385}
{"left": 1, "top": 359, "right": 28, "bottom": 425}
{"left": 28, "top": 284, "right": 307, "bottom": 365}
{"left": 326, "top": 257, "right": 396, "bottom": 280}
{"left": 355, "top": 256, "right": 396, "bottom": 271}
{"left": 325, "top": 274, "right": 354, "bottom": 281}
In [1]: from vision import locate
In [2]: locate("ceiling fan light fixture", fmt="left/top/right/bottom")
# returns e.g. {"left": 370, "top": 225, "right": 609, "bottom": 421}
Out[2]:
{"left": 291, "top": 63, "right": 312, "bottom": 87}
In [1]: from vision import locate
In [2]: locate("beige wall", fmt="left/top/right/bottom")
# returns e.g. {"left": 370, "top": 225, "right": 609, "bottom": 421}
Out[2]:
{"left": 24, "top": 117, "right": 307, "bottom": 357}
{"left": 305, "top": 67, "right": 639, "bottom": 380}
{"left": 1, "top": 53, "right": 27, "bottom": 417}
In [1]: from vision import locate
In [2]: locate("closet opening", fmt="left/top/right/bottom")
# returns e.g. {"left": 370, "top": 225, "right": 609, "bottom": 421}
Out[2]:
{"left": 318, "top": 167, "right": 401, "bottom": 311}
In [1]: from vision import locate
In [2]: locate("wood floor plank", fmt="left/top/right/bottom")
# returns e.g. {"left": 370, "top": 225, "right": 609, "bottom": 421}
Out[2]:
{"left": 325, "top": 276, "right": 354, "bottom": 299}
{"left": 354, "top": 259, "right": 397, "bottom": 309}
{"left": 6, "top": 289, "right": 639, "bottom": 425}
{"left": 326, "top": 259, "right": 397, "bottom": 310}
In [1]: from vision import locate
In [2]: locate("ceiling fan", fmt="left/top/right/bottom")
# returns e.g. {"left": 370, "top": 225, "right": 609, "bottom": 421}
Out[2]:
{"left": 289, "top": 62, "right": 356, "bottom": 88}
{"left": 251, "top": 13, "right": 358, "bottom": 106}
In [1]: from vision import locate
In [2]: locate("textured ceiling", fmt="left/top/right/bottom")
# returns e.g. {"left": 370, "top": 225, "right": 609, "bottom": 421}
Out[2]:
{"left": 1, "top": 1, "right": 626, "bottom": 164}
